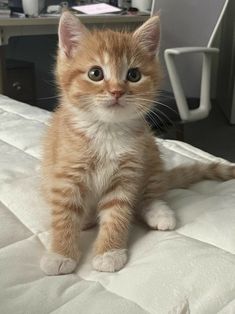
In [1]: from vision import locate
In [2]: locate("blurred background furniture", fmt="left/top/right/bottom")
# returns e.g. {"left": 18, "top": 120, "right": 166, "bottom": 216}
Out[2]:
{"left": 147, "top": 0, "right": 229, "bottom": 138}
{"left": 216, "top": 0, "right": 235, "bottom": 124}
{"left": 5, "top": 59, "right": 36, "bottom": 105}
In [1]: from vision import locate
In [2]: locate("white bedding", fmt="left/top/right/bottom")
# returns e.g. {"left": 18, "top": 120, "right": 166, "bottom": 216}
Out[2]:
{"left": 0, "top": 95, "right": 235, "bottom": 314}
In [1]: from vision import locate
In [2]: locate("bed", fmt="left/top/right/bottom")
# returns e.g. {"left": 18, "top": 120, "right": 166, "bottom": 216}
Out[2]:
{"left": 0, "top": 95, "right": 235, "bottom": 314}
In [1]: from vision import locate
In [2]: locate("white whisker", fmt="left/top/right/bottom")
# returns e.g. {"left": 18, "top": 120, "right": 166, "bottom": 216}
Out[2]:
{"left": 136, "top": 102, "right": 175, "bottom": 129}
{"left": 136, "top": 104, "right": 167, "bottom": 131}
{"left": 134, "top": 97, "right": 178, "bottom": 115}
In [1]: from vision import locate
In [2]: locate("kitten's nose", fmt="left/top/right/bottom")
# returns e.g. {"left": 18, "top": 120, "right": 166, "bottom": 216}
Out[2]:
{"left": 110, "top": 90, "right": 125, "bottom": 99}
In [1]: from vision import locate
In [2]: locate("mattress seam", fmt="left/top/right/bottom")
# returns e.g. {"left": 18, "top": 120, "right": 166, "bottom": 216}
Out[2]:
{"left": 216, "top": 294, "right": 235, "bottom": 313}
{"left": 0, "top": 105, "right": 50, "bottom": 125}
{"left": 0, "top": 197, "right": 41, "bottom": 238}
{"left": 47, "top": 281, "right": 96, "bottom": 314}
{"left": 0, "top": 233, "right": 42, "bottom": 252}
{"left": 175, "top": 231, "right": 235, "bottom": 255}
{"left": 48, "top": 280, "right": 150, "bottom": 314}
{"left": 77, "top": 276, "right": 152, "bottom": 314}
{"left": 0, "top": 200, "right": 34, "bottom": 245}
{"left": 0, "top": 137, "right": 40, "bottom": 160}
{"left": 158, "top": 139, "right": 231, "bottom": 164}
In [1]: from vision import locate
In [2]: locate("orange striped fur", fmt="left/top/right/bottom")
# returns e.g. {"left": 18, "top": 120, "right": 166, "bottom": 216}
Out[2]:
{"left": 40, "top": 12, "right": 235, "bottom": 274}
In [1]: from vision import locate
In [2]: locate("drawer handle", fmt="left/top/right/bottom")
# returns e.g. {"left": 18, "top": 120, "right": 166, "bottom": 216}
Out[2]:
{"left": 12, "top": 81, "right": 22, "bottom": 91}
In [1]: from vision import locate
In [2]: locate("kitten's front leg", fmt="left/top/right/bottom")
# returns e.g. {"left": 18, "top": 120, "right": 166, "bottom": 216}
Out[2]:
{"left": 92, "top": 198, "right": 132, "bottom": 272}
{"left": 93, "top": 158, "right": 140, "bottom": 272}
{"left": 40, "top": 171, "right": 87, "bottom": 276}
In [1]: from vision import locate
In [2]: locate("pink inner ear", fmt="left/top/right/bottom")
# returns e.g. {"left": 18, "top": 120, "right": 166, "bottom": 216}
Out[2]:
{"left": 148, "top": 23, "right": 160, "bottom": 55}
{"left": 134, "top": 16, "right": 161, "bottom": 56}
{"left": 59, "top": 23, "right": 74, "bottom": 57}
{"left": 58, "top": 12, "right": 87, "bottom": 57}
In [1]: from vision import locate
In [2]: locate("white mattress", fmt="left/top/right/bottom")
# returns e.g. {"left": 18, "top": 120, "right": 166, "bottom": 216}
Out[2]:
{"left": 0, "top": 95, "right": 235, "bottom": 314}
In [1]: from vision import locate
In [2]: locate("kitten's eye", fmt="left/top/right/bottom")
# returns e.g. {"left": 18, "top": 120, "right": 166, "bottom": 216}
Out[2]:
{"left": 88, "top": 67, "right": 104, "bottom": 82}
{"left": 127, "top": 68, "right": 141, "bottom": 82}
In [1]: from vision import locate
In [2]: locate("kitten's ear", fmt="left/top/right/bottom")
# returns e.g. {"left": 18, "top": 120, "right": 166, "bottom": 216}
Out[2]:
{"left": 133, "top": 15, "right": 160, "bottom": 56}
{"left": 58, "top": 11, "right": 89, "bottom": 57}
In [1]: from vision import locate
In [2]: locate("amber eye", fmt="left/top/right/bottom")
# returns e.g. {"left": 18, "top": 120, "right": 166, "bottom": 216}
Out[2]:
{"left": 88, "top": 67, "right": 104, "bottom": 82}
{"left": 127, "top": 68, "right": 141, "bottom": 82}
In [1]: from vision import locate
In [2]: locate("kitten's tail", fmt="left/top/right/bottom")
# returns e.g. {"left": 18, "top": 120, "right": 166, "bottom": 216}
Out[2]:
{"left": 166, "top": 162, "right": 235, "bottom": 189}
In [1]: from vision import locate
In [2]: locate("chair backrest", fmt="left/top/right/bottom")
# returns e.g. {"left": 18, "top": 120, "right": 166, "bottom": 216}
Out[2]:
{"left": 151, "top": 0, "right": 228, "bottom": 98}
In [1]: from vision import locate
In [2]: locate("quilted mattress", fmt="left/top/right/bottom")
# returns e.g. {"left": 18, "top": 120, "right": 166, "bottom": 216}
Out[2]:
{"left": 0, "top": 95, "right": 235, "bottom": 314}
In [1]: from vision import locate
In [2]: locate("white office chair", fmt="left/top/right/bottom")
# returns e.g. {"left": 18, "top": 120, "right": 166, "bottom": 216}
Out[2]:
{"left": 149, "top": 0, "right": 229, "bottom": 132}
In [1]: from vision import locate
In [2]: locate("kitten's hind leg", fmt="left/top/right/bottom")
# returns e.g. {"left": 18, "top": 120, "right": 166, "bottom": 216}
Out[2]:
{"left": 139, "top": 200, "right": 176, "bottom": 231}
{"left": 139, "top": 173, "right": 176, "bottom": 230}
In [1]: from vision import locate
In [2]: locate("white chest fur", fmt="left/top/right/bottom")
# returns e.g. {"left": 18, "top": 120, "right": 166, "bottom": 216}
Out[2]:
{"left": 70, "top": 107, "right": 144, "bottom": 197}
{"left": 71, "top": 109, "right": 141, "bottom": 159}
{"left": 90, "top": 123, "right": 138, "bottom": 159}
{"left": 88, "top": 122, "right": 140, "bottom": 194}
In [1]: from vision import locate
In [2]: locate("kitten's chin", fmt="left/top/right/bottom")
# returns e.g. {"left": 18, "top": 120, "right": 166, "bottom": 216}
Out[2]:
{"left": 96, "top": 106, "right": 140, "bottom": 124}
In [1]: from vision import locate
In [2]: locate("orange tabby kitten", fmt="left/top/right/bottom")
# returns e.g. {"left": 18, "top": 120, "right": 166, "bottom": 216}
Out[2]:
{"left": 40, "top": 12, "right": 235, "bottom": 275}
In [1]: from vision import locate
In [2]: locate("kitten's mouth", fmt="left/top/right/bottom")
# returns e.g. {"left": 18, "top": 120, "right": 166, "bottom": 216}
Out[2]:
{"left": 107, "top": 100, "right": 124, "bottom": 108}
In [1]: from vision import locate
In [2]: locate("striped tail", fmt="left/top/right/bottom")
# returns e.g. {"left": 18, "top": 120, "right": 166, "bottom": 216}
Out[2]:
{"left": 166, "top": 162, "right": 235, "bottom": 189}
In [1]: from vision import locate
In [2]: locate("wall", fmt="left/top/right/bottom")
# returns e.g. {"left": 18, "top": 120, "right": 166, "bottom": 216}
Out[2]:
{"left": 216, "top": 0, "right": 235, "bottom": 123}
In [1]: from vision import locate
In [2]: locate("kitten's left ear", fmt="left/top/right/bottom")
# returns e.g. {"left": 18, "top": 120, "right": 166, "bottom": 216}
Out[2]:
{"left": 133, "top": 15, "right": 161, "bottom": 56}
{"left": 58, "top": 11, "right": 89, "bottom": 58}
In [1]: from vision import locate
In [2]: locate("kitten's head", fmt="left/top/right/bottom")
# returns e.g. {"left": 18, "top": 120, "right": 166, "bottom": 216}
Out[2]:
{"left": 57, "top": 12, "right": 161, "bottom": 123}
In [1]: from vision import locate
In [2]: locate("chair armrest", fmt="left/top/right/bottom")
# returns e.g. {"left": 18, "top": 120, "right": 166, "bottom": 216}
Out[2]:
{"left": 164, "top": 47, "right": 219, "bottom": 122}
{"left": 165, "top": 47, "right": 219, "bottom": 55}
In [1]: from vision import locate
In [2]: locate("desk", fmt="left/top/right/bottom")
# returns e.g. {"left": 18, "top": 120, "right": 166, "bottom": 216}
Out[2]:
{"left": 0, "top": 14, "right": 149, "bottom": 93}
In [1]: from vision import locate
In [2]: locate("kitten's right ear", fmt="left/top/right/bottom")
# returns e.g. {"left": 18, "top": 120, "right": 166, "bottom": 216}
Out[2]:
{"left": 58, "top": 11, "right": 89, "bottom": 58}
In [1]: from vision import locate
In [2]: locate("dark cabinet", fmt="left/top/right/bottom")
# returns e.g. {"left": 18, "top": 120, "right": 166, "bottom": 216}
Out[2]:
{"left": 5, "top": 59, "right": 36, "bottom": 105}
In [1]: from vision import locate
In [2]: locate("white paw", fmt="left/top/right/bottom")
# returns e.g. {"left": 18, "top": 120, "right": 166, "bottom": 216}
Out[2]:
{"left": 92, "top": 249, "right": 127, "bottom": 272}
{"left": 40, "top": 252, "right": 77, "bottom": 276}
{"left": 143, "top": 200, "right": 176, "bottom": 231}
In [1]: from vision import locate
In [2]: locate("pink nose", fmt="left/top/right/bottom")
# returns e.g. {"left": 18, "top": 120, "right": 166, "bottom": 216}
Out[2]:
{"left": 110, "top": 90, "right": 125, "bottom": 99}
